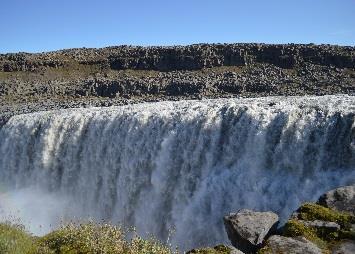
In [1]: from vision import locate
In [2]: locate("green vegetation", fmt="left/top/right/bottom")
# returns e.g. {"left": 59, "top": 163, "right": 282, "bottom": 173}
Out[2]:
{"left": 281, "top": 203, "right": 355, "bottom": 252}
{"left": 0, "top": 222, "right": 175, "bottom": 254}
{"left": 256, "top": 245, "right": 272, "bottom": 254}
{"left": 0, "top": 223, "right": 41, "bottom": 254}
{"left": 283, "top": 219, "right": 328, "bottom": 249}
{"left": 186, "top": 245, "right": 233, "bottom": 254}
{"left": 296, "top": 203, "right": 355, "bottom": 229}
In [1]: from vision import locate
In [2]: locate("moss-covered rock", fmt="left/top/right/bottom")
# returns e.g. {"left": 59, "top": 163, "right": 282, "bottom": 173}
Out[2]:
{"left": 186, "top": 245, "right": 238, "bottom": 254}
{"left": 282, "top": 202, "right": 355, "bottom": 253}
{"left": 296, "top": 203, "right": 355, "bottom": 229}
{"left": 257, "top": 235, "right": 324, "bottom": 254}
{"left": 257, "top": 235, "right": 322, "bottom": 254}
{"left": 283, "top": 219, "right": 327, "bottom": 249}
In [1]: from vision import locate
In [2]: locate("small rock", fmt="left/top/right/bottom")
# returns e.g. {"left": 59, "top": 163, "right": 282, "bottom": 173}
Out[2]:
{"left": 301, "top": 219, "right": 341, "bottom": 231}
{"left": 318, "top": 185, "right": 355, "bottom": 215}
{"left": 223, "top": 209, "right": 279, "bottom": 253}
{"left": 262, "top": 235, "right": 322, "bottom": 254}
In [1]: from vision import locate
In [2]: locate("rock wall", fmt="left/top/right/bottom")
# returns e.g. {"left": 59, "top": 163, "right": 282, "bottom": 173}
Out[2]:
{"left": 0, "top": 43, "right": 354, "bottom": 125}
{"left": 1, "top": 43, "right": 354, "bottom": 72}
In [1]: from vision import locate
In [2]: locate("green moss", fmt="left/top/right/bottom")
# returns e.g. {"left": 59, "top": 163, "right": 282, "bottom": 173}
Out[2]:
{"left": 297, "top": 203, "right": 355, "bottom": 229}
{"left": 283, "top": 204, "right": 355, "bottom": 252}
{"left": 283, "top": 219, "right": 327, "bottom": 248}
{"left": 283, "top": 219, "right": 317, "bottom": 239}
{"left": 186, "top": 245, "right": 232, "bottom": 254}
{"left": 256, "top": 245, "right": 273, "bottom": 254}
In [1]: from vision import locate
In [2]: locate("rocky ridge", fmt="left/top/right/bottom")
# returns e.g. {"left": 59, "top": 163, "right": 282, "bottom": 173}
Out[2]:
{"left": 0, "top": 43, "right": 354, "bottom": 125}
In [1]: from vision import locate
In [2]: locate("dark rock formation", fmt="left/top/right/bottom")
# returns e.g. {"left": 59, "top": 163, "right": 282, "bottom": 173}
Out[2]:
{"left": 0, "top": 43, "right": 354, "bottom": 125}
{"left": 223, "top": 210, "right": 279, "bottom": 253}
{"left": 1, "top": 44, "right": 354, "bottom": 73}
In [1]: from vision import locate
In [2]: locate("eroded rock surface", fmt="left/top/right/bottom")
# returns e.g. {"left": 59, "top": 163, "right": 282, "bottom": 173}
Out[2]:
{"left": 331, "top": 240, "right": 355, "bottom": 254}
{"left": 223, "top": 210, "right": 279, "bottom": 253}
{"left": 261, "top": 235, "right": 322, "bottom": 254}
{"left": 318, "top": 185, "right": 355, "bottom": 215}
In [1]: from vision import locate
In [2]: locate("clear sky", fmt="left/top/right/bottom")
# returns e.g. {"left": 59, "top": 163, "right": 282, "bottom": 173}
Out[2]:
{"left": 1, "top": 0, "right": 354, "bottom": 53}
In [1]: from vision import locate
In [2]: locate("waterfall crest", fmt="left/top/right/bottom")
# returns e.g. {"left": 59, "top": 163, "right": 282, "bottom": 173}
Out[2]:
{"left": 0, "top": 95, "right": 354, "bottom": 250}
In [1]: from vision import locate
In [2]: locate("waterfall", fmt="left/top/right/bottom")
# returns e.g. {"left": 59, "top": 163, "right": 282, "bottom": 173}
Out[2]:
{"left": 0, "top": 95, "right": 354, "bottom": 250}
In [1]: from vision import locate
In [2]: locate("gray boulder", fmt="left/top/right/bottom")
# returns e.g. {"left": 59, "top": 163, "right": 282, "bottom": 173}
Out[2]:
{"left": 263, "top": 235, "right": 322, "bottom": 254}
{"left": 223, "top": 209, "right": 279, "bottom": 253}
{"left": 331, "top": 240, "right": 355, "bottom": 254}
{"left": 318, "top": 185, "right": 355, "bottom": 215}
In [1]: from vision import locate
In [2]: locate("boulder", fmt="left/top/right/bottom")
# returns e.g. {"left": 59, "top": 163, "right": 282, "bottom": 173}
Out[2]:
{"left": 331, "top": 240, "right": 355, "bottom": 254}
{"left": 223, "top": 209, "right": 279, "bottom": 253}
{"left": 318, "top": 185, "right": 355, "bottom": 215}
{"left": 261, "top": 235, "right": 322, "bottom": 254}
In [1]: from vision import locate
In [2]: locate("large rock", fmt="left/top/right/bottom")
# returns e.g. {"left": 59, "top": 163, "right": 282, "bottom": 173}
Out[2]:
{"left": 318, "top": 185, "right": 355, "bottom": 215}
{"left": 262, "top": 235, "right": 322, "bottom": 254}
{"left": 223, "top": 209, "right": 279, "bottom": 253}
{"left": 331, "top": 240, "right": 355, "bottom": 254}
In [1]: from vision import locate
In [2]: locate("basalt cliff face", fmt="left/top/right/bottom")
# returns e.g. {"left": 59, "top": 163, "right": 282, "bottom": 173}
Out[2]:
{"left": 0, "top": 43, "right": 354, "bottom": 124}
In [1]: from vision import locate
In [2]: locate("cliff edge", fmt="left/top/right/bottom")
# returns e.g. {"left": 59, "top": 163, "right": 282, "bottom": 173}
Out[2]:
{"left": 1, "top": 43, "right": 354, "bottom": 124}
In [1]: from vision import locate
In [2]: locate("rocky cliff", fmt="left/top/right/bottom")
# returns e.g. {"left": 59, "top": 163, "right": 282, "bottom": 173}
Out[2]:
{"left": 0, "top": 43, "right": 354, "bottom": 124}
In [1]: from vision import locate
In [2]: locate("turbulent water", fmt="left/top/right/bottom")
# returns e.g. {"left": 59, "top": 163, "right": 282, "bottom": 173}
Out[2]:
{"left": 0, "top": 95, "right": 354, "bottom": 250}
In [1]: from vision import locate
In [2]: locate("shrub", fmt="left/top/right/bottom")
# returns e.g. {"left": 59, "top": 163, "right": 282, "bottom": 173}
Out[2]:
{"left": 39, "top": 222, "right": 127, "bottom": 254}
{"left": 0, "top": 222, "right": 41, "bottom": 254}
{"left": 0, "top": 221, "right": 176, "bottom": 254}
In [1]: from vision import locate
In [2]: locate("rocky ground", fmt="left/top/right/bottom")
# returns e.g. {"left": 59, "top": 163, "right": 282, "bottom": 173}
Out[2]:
{"left": 1, "top": 43, "right": 354, "bottom": 125}
{"left": 192, "top": 185, "right": 355, "bottom": 254}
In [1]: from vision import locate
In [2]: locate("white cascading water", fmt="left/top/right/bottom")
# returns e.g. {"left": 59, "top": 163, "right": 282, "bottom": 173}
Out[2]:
{"left": 0, "top": 95, "right": 354, "bottom": 250}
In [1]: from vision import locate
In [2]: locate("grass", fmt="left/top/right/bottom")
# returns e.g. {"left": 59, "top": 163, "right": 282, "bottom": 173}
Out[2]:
{"left": 0, "top": 222, "right": 40, "bottom": 254}
{"left": 0, "top": 222, "right": 176, "bottom": 254}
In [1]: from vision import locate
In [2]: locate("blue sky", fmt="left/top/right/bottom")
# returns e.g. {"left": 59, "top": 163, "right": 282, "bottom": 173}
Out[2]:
{"left": 1, "top": 0, "right": 354, "bottom": 53}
